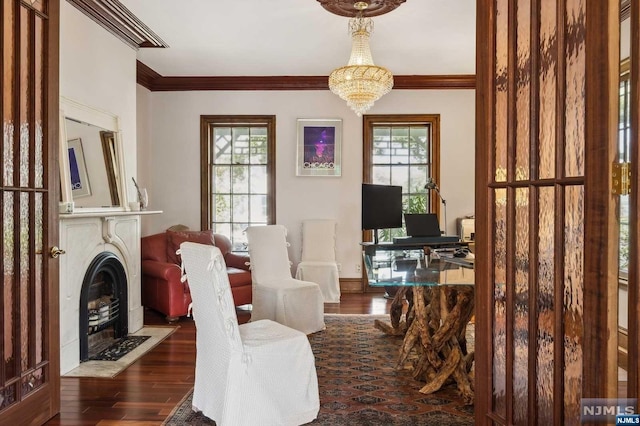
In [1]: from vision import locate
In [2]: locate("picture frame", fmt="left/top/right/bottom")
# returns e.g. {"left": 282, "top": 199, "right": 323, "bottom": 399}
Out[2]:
{"left": 100, "top": 131, "right": 121, "bottom": 206}
{"left": 296, "top": 118, "right": 342, "bottom": 177}
{"left": 67, "top": 138, "right": 92, "bottom": 198}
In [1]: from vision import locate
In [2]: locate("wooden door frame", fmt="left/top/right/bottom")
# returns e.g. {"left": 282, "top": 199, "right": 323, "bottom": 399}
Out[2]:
{"left": 475, "top": 0, "right": 623, "bottom": 424}
{"left": 582, "top": 0, "right": 620, "bottom": 401}
{"left": 0, "top": 0, "right": 60, "bottom": 423}
{"left": 628, "top": 0, "right": 640, "bottom": 398}
{"left": 474, "top": 0, "right": 493, "bottom": 422}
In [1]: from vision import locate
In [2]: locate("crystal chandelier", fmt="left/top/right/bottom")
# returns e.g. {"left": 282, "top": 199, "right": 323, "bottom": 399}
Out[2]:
{"left": 328, "top": 1, "right": 394, "bottom": 116}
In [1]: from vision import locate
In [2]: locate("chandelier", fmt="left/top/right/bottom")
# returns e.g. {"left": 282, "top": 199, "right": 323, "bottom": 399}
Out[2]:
{"left": 328, "top": 1, "right": 394, "bottom": 116}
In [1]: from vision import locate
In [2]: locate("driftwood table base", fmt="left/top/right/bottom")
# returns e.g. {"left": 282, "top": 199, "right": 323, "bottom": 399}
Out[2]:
{"left": 375, "top": 285, "right": 475, "bottom": 405}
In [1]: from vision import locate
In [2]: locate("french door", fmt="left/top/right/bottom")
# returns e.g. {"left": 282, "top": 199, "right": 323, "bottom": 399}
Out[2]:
{"left": 1, "top": 0, "right": 60, "bottom": 424}
{"left": 475, "top": 0, "right": 637, "bottom": 424}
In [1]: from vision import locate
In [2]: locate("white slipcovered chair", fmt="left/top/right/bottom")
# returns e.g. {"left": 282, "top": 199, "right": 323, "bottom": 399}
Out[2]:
{"left": 245, "top": 225, "right": 325, "bottom": 334}
{"left": 295, "top": 219, "right": 341, "bottom": 303}
{"left": 179, "top": 242, "right": 319, "bottom": 426}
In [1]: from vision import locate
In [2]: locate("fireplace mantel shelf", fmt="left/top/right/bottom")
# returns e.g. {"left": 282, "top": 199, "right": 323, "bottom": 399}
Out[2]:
{"left": 60, "top": 210, "right": 162, "bottom": 219}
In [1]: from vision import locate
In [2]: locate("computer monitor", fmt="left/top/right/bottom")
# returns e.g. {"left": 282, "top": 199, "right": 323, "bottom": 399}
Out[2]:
{"left": 362, "top": 184, "right": 403, "bottom": 243}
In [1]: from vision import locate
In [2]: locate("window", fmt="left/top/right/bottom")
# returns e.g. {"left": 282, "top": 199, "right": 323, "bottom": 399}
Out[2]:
{"left": 618, "top": 60, "right": 631, "bottom": 277}
{"left": 363, "top": 115, "right": 441, "bottom": 242}
{"left": 200, "top": 115, "right": 276, "bottom": 252}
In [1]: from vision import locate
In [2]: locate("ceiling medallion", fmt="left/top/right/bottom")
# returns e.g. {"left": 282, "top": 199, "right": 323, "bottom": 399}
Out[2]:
{"left": 317, "top": 0, "right": 407, "bottom": 17}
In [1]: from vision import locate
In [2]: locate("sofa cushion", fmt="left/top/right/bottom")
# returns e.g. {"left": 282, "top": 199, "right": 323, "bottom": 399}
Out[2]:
{"left": 227, "top": 267, "right": 252, "bottom": 289}
{"left": 166, "top": 229, "right": 215, "bottom": 265}
{"left": 141, "top": 233, "right": 168, "bottom": 262}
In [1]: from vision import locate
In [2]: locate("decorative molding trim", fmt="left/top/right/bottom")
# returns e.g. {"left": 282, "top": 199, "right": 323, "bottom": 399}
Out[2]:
{"left": 394, "top": 75, "right": 476, "bottom": 89}
{"left": 136, "top": 61, "right": 476, "bottom": 91}
{"left": 136, "top": 61, "right": 161, "bottom": 90}
{"left": 66, "top": 0, "right": 168, "bottom": 49}
{"left": 339, "top": 278, "right": 386, "bottom": 294}
{"left": 339, "top": 278, "right": 365, "bottom": 293}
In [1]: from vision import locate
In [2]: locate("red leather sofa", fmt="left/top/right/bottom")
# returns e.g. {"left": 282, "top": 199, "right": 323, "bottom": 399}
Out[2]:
{"left": 141, "top": 229, "right": 252, "bottom": 322}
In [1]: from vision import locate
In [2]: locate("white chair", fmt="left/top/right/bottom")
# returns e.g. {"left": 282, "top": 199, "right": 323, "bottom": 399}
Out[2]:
{"left": 179, "top": 242, "right": 319, "bottom": 426}
{"left": 245, "top": 225, "right": 325, "bottom": 334}
{"left": 295, "top": 219, "right": 341, "bottom": 303}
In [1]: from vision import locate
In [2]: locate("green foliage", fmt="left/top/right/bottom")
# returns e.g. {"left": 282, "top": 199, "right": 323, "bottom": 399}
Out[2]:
{"left": 620, "top": 224, "right": 629, "bottom": 272}
{"left": 405, "top": 194, "right": 427, "bottom": 214}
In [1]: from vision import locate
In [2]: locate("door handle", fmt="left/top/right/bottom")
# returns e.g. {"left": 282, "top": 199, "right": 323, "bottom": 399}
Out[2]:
{"left": 50, "top": 246, "right": 66, "bottom": 258}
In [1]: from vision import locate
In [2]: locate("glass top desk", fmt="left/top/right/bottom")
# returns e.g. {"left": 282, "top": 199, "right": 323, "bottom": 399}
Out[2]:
{"left": 361, "top": 242, "right": 474, "bottom": 287}
{"left": 361, "top": 242, "right": 475, "bottom": 403}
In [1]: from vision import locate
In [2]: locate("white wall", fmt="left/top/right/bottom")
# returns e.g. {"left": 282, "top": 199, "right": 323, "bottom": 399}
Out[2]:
{"left": 60, "top": 2, "right": 138, "bottom": 203}
{"left": 139, "top": 89, "right": 475, "bottom": 279}
{"left": 137, "top": 85, "right": 154, "bottom": 235}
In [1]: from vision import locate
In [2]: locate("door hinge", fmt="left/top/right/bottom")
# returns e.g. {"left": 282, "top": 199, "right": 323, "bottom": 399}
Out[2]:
{"left": 612, "top": 162, "right": 631, "bottom": 195}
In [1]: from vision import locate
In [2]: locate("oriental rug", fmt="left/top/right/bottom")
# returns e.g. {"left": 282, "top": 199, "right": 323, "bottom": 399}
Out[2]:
{"left": 163, "top": 314, "right": 474, "bottom": 425}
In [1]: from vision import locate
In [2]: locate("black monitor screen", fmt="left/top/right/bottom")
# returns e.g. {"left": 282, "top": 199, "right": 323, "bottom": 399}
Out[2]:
{"left": 361, "top": 184, "right": 403, "bottom": 231}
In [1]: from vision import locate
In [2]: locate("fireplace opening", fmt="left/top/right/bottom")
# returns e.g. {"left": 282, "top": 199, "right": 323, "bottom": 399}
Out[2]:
{"left": 79, "top": 252, "right": 128, "bottom": 362}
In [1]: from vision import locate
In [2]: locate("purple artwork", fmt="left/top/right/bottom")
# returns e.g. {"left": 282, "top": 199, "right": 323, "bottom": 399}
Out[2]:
{"left": 303, "top": 126, "right": 336, "bottom": 169}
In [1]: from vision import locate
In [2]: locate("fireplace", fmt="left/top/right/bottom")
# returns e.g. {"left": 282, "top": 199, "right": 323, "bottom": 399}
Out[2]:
{"left": 79, "top": 252, "right": 128, "bottom": 361}
{"left": 59, "top": 213, "right": 146, "bottom": 374}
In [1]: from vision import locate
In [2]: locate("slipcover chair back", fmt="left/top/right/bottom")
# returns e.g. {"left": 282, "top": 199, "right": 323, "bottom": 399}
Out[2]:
{"left": 301, "top": 219, "right": 337, "bottom": 262}
{"left": 244, "top": 224, "right": 292, "bottom": 282}
{"left": 179, "top": 242, "right": 320, "bottom": 426}
{"left": 246, "top": 225, "right": 325, "bottom": 334}
{"left": 295, "top": 219, "right": 341, "bottom": 303}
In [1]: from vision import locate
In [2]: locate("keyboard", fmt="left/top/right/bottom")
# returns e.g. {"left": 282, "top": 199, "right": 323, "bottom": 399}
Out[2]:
{"left": 392, "top": 236, "right": 461, "bottom": 244}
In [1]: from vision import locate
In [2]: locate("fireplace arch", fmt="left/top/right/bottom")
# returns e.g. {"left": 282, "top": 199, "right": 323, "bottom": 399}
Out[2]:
{"left": 79, "top": 251, "right": 128, "bottom": 361}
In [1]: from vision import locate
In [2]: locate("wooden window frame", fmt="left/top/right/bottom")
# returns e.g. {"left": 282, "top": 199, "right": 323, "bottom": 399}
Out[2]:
{"left": 199, "top": 115, "right": 276, "bottom": 246}
{"left": 362, "top": 114, "right": 441, "bottom": 242}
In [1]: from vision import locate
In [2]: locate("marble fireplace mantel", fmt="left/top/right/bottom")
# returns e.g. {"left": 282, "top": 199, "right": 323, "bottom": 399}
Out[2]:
{"left": 59, "top": 210, "right": 160, "bottom": 374}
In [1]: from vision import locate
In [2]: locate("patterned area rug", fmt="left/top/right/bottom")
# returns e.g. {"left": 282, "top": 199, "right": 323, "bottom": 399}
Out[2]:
{"left": 90, "top": 335, "right": 151, "bottom": 361}
{"left": 163, "top": 314, "right": 474, "bottom": 425}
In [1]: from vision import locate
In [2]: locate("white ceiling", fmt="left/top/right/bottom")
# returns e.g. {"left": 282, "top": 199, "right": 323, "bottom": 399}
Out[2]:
{"left": 119, "top": 0, "right": 476, "bottom": 77}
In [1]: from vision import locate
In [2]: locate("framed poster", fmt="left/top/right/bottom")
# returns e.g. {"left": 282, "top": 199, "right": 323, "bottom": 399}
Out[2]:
{"left": 68, "top": 138, "right": 92, "bottom": 198}
{"left": 296, "top": 118, "right": 342, "bottom": 177}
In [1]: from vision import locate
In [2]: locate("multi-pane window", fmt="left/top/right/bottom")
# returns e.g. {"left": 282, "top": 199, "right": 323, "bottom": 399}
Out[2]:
{"left": 200, "top": 116, "right": 275, "bottom": 252}
{"left": 363, "top": 115, "right": 440, "bottom": 242}
{"left": 619, "top": 61, "right": 631, "bottom": 276}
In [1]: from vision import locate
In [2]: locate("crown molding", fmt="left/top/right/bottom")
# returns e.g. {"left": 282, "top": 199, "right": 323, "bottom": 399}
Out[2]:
{"left": 136, "top": 61, "right": 475, "bottom": 91}
{"left": 136, "top": 61, "right": 162, "bottom": 89}
{"left": 66, "top": 0, "right": 168, "bottom": 49}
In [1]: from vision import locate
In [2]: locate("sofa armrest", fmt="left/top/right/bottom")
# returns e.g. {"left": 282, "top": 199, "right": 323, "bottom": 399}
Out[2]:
{"left": 142, "top": 260, "right": 182, "bottom": 282}
{"left": 225, "top": 252, "right": 251, "bottom": 271}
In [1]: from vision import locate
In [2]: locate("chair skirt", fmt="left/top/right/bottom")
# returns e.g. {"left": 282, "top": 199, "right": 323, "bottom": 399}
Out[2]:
{"left": 193, "top": 319, "right": 319, "bottom": 426}
{"left": 252, "top": 278, "right": 325, "bottom": 334}
{"left": 295, "top": 261, "right": 341, "bottom": 303}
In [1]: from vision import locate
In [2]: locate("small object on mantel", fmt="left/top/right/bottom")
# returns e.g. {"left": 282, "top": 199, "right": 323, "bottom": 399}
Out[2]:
{"left": 167, "top": 224, "right": 189, "bottom": 232}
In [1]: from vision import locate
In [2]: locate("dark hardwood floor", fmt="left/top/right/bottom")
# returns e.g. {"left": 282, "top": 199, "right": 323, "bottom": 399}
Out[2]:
{"left": 46, "top": 292, "right": 392, "bottom": 425}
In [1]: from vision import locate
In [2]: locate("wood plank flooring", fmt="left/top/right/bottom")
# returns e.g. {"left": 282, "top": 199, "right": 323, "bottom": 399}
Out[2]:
{"left": 45, "top": 292, "right": 392, "bottom": 425}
